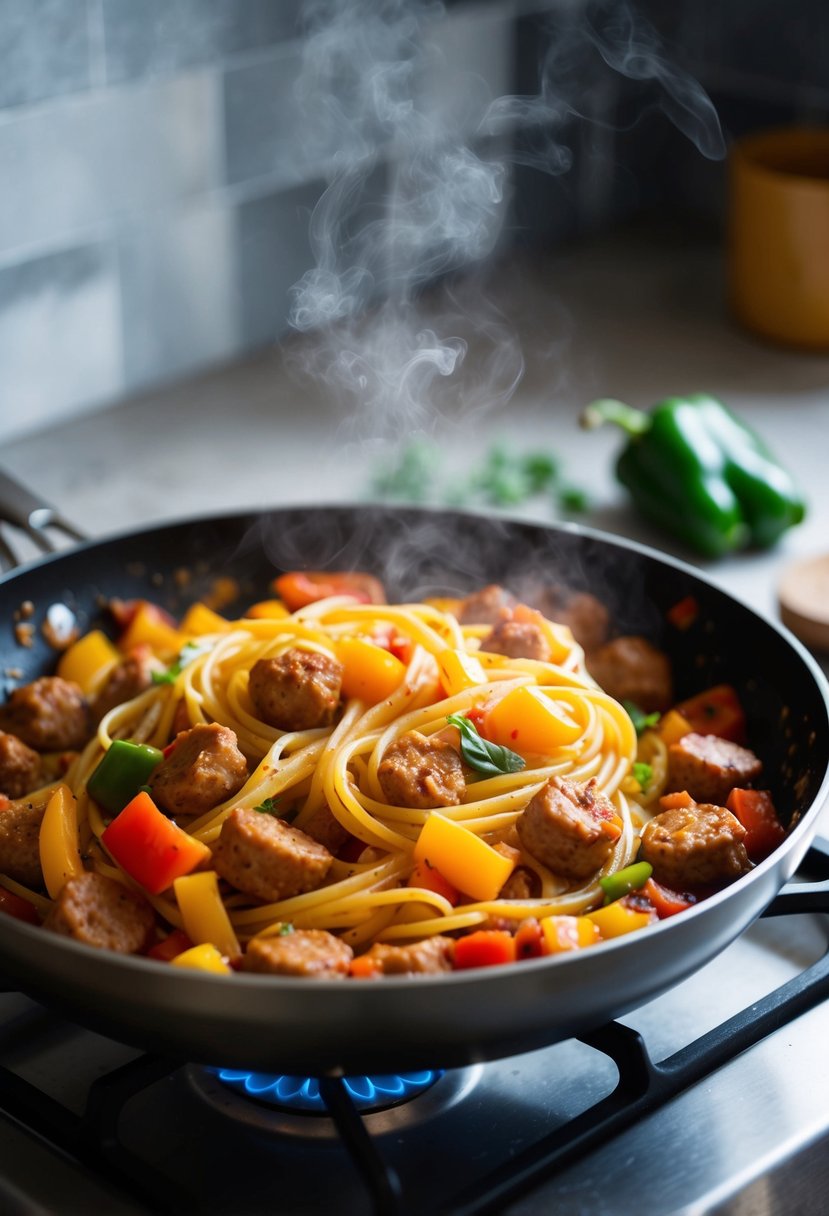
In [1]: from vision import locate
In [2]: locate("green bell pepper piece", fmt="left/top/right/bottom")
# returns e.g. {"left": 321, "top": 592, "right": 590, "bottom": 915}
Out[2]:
{"left": 582, "top": 394, "right": 806, "bottom": 559}
{"left": 87, "top": 739, "right": 164, "bottom": 815}
{"left": 599, "top": 861, "right": 653, "bottom": 904}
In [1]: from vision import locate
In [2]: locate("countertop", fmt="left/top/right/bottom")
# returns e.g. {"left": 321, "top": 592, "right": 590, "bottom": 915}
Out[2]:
{"left": 3, "top": 226, "right": 829, "bottom": 667}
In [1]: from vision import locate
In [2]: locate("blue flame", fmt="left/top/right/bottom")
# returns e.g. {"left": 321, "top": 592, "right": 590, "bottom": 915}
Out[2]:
{"left": 214, "top": 1067, "right": 441, "bottom": 1112}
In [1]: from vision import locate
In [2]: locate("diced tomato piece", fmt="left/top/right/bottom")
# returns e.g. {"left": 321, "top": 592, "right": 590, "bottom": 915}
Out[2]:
{"left": 146, "top": 928, "right": 194, "bottom": 962}
{"left": 726, "top": 788, "right": 786, "bottom": 859}
{"left": 667, "top": 595, "right": 699, "bottom": 631}
{"left": 272, "top": 571, "right": 386, "bottom": 612}
{"left": 642, "top": 877, "right": 696, "bottom": 919}
{"left": 407, "top": 858, "right": 460, "bottom": 906}
{"left": 514, "top": 917, "right": 545, "bottom": 959}
{"left": 0, "top": 887, "right": 40, "bottom": 925}
{"left": 453, "top": 929, "right": 517, "bottom": 970}
{"left": 673, "top": 684, "right": 747, "bottom": 744}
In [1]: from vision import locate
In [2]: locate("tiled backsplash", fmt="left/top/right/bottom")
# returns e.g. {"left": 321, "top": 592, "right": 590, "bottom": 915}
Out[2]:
{"left": 1, "top": 0, "right": 827, "bottom": 443}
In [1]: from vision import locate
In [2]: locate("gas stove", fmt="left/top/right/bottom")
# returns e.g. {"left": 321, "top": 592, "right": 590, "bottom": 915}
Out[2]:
{"left": 1, "top": 846, "right": 829, "bottom": 1216}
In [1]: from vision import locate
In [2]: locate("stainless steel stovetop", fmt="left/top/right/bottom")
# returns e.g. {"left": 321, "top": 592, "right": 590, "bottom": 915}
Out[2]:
{"left": 2, "top": 856, "right": 829, "bottom": 1216}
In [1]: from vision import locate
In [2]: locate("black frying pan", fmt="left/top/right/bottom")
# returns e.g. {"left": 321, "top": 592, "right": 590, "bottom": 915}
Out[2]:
{"left": 0, "top": 492, "right": 827, "bottom": 1075}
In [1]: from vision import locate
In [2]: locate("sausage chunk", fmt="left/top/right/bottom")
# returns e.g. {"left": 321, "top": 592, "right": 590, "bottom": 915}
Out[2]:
{"left": 455, "top": 584, "right": 516, "bottom": 625}
{"left": 480, "top": 619, "right": 551, "bottom": 663}
{"left": 0, "top": 677, "right": 89, "bottom": 751}
{"left": 667, "top": 733, "right": 763, "bottom": 805}
{"left": 248, "top": 649, "right": 343, "bottom": 731}
{"left": 517, "top": 775, "right": 621, "bottom": 881}
{"left": 534, "top": 588, "right": 610, "bottom": 652}
{"left": 241, "top": 928, "right": 352, "bottom": 978}
{"left": 360, "top": 935, "right": 455, "bottom": 975}
{"left": 378, "top": 730, "right": 465, "bottom": 809}
{"left": 44, "top": 871, "right": 154, "bottom": 953}
{"left": 0, "top": 799, "right": 45, "bottom": 887}
{"left": 498, "top": 865, "right": 541, "bottom": 900}
{"left": 149, "top": 723, "right": 247, "bottom": 817}
{"left": 92, "top": 645, "right": 157, "bottom": 722}
{"left": 639, "top": 802, "right": 752, "bottom": 888}
{"left": 299, "top": 802, "right": 351, "bottom": 855}
{"left": 214, "top": 807, "right": 333, "bottom": 902}
{"left": 586, "top": 635, "right": 673, "bottom": 712}
{"left": 0, "top": 731, "right": 42, "bottom": 799}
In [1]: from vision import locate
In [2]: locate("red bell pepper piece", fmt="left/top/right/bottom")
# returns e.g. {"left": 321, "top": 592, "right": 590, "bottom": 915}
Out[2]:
{"left": 726, "top": 788, "right": 786, "bottom": 859}
{"left": 673, "top": 683, "right": 747, "bottom": 744}
{"left": 101, "top": 791, "right": 211, "bottom": 895}
{"left": 641, "top": 877, "right": 696, "bottom": 918}
{"left": 0, "top": 887, "right": 40, "bottom": 925}
{"left": 407, "top": 858, "right": 460, "bottom": 906}
{"left": 272, "top": 571, "right": 386, "bottom": 611}
{"left": 453, "top": 929, "right": 517, "bottom": 970}
{"left": 146, "top": 928, "right": 194, "bottom": 962}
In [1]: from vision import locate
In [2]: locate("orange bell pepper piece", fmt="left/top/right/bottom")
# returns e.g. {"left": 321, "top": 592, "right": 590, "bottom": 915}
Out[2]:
{"left": 273, "top": 571, "right": 386, "bottom": 611}
{"left": 337, "top": 637, "right": 406, "bottom": 703}
{"left": 101, "top": 791, "right": 211, "bottom": 895}
{"left": 726, "top": 788, "right": 786, "bottom": 859}
{"left": 453, "top": 929, "right": 517, "bottom": 969}
{"left": 673, "top": 683, "right": 747, "bottom": 744}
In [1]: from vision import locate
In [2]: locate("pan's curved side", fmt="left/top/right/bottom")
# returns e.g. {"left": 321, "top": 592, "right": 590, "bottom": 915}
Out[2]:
{"left": 0, "top": 505, "right": 826, "bottom": 1073}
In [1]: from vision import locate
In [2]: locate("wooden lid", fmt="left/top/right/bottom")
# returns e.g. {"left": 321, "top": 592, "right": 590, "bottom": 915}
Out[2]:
{"left": 778, "top": 553, "right": 829, "bottom": 653}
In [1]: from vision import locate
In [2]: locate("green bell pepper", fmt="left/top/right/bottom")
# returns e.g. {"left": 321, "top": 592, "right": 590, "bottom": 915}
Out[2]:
{"left": 87, "top": 739, "right": 164, "bottom": 815}
{"left": 599, "top": 861, "right": 653, "bottom": 904}
{"left": 582, "top": 393, "right": 806, "bottom": 559}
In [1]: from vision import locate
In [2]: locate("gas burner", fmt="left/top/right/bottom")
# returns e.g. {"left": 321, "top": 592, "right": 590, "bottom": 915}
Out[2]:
{"left": 212, "top": 1067, "right": 442, "bottom": 1114}
{"left": 189, "top": 1061, "right": 484, "bottom": 1139}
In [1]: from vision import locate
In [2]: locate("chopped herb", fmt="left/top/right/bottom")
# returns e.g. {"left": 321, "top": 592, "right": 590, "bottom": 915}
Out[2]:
{"left": 151, "top": 640, "right": 209, "bottom": 685}
{"left": 254, "top": 796, "right": 282, "bottom": 815}
{"left": 632, "top": 761, "right": 653, "bottom": 791}
{"left": 623, "top": 700, "right": 661, "bottom": 736}
{"left": 447, "top": 713, "right": 525, "bottom": 777}
{"left": 278, "top": 922, "right": 295, "bottom": 935}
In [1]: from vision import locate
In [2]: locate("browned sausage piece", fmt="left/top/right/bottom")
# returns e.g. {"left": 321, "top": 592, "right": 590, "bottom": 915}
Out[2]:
{"left": 91, "top": 645, "right": 157, "bottom": 722}
{"left": 0, "top": 731, "right": 42, "bottom": 799}
{"left": 360, "top": 935, "right": 455, "bottom": 975}
{"left": 639, "top": 802, "right": 751, "bottom": 888}
{"left": 534, "top": 588, "right": 611, "bottom": 652}
{"left": 377, "top": 730, "right": 465, "bottom": 809}
{"left": 149, "top": 723, "right": 247, "bottom": 817}
{"left": 248, "top": 649, "right": 343, "bottom": 731}
{"left": 0, "top": 799, "right": 45, "bottom": 887}
{"left": 44, "top": 871, "right": 155, "bottom": 953}
{"left": 498, "top": 865, "right": 541, "bottom": 900}
{"left": 667, "top": 733, "right": 763, "bottom": 805}
{"left": 299, "top": 802, "right": 351, "bottom": 855}
{"left": 455, "top": 584, "right": 516, "bottom": 625}
{"left": 586, "top": 635, "right": 673, "bottom": 712}
{"left": 517, "top": 775, "right": 621, "bottom": 881}
{"left": 479, "top": 619, "right": 552, "bottom": 663}
{"left": 214, "top": 807, "right": 333, "bottom": 902}
{"left": 0, "top": 677, "right": 89, "bottom": 751}
{"left": 241, "top": 929, "right": 352, "bottom": 978}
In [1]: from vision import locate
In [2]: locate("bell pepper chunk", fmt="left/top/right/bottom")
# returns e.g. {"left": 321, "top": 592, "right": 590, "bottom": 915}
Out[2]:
{"left": 179, "top": 602, "right": 231, "bottom": 636}
{"left": 540, "top": 914, "right": 601, "bottom": 953}
{"left": 407, "top": 858, "right": 460, "bottom": 906}
{"left": 599, "top": 861, "right": 653, "bottom": 904}
{"left": 56, "top": 630, "right": 120, "bottom": 695}
{"left": 39, "top": 784, "right": 85, "bottom": 900}
{"left": 0, "top": 886, "right": 41, "bottom": 925}
{"left": 173, "top": 871, "right": 240, "bottom": 960}
{"left": 642, "top": 877, "right": 696, "bottom": 919}
{"left": 485, "top": 685, "right": 582, "bottom": 754}
{"left": 118, "top": 601, "right": 185, "bottom": 660}
{"left": 673, "top": 683, "right": 747, "bottom": 744}
{"left": 170, "top": 943, "right": 232, "bottom": 974}
{"left": 726, "top": 788, "right": 786, "bottom": 859}
{"left": 146, "top": 928, "right": 194, "bottom": 962}
{"left": 437, "top": 649, "right": 487, "bottom": 697}
{"left": 243, "top": 599, "right": 290, "bottom": 620}
{"left": 87, "top": 739, "right": 164, "bottom": 816}
{"left": 453, "top": 929, "right": 517, "bottom": 969}
{"left": 587, "top": 898, "right": 655, "bottom": 938}
{"left": 273, "top": 571, "right": 386, "bottom": 611}
{"left": 101, "top": 791, "right": 211, "bottom": 895}
{"left": 413, "top": 812, "right": 515, "bottom": 902}
{"left": 337, "top": 637, "right": 406, "bottom": 703}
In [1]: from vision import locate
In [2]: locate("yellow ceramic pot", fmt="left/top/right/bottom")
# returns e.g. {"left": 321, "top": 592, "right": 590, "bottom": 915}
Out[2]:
{"left": 728, "top": 126, "right": 829, "bottom": 349}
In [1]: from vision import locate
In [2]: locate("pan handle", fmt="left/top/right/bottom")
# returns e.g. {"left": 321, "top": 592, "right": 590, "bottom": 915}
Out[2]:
{"left": 0, "top": 466, "right": 86, "bottom": 569}
{"left": 764, "top": 836, "right": 829, "bottom": 917}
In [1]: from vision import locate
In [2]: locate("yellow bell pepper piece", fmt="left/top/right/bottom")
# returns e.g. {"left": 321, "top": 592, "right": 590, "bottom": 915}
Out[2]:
{"left": 658, "top": 709, "right": 694, "bottom": 747}
{"left": 540, "top": 914, "right": 601, "bottom": 953}
{"left": 56, "top": 630, "right": 119, "bottom": 695}
{"left": 170, "top": 943, "right": 232, "bottom": 974}
{"left": 179, "top": 602, "right": 231, "bottom": 636}
{"left": 437, "top": 649, "right": 487, "bottom": 696}
{"left": 587, "top": 900, "right": 654, "bottom": 939}
{"left": 337, "top": 637, "right": 406, "bottom": 703}
{"left": 414, "top": 812, "right": 515, "bottom": 902}
{"left": 173, "top": 871, "right": 240, "bottom": 959}
{"left": 119, "top": 602, "right": 185, "bottom": 659}
{"left": 243, "top": 599, "right": 290, "bottom": 620}
{"left": 39, "top": 784, "right": 85, "bottom": 899}
{"left": 485, "top": 685, "right": 582, "bottom": 754}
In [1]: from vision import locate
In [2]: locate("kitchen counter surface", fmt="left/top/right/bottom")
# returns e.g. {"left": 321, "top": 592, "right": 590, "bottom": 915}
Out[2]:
{"left": 4, "top": 225, "right": 829, "bottom": 668}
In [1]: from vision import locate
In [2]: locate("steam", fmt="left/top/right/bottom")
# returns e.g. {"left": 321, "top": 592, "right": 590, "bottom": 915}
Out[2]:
{"left": 285, "top": 0, "right": 724, "bottom": 445}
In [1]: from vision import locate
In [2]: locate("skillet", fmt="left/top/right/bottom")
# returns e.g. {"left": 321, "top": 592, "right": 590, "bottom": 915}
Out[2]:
{"left": 0, "top": 495, "right": 827, "bottom": 1075}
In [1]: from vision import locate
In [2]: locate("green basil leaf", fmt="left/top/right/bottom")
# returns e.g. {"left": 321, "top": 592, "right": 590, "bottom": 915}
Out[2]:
{"left": 446, "top": 713, "right": 525, "bottom": 777}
